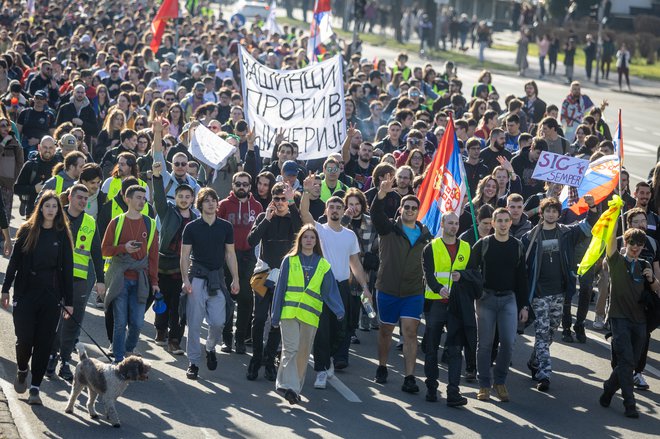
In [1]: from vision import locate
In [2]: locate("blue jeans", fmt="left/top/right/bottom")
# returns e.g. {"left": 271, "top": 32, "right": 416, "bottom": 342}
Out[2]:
{"left": 112, "top": 279, "right": 146, "bottom": 362}
{"left": 476, "top": 292, "right": 518, "bottom": 388}
{"left": 539, "top": 55, "right": 546, "bottom": 76}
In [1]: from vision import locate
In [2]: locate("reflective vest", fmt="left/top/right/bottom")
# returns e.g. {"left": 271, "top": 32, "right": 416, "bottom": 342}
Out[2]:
{"left": 392, "top": 65, "right": 412, "bottom": 81}
{"left": 471, "top": 83, "right": 494, "bottom": 97}
{"left": 54, "top": 175, "right": 66, "bottom": 195}
{"left": 103, "top": 213, "right": 156, "bottom": 272}
{"left": 280, "top": 256, "right": 331, "bottom": 328}
{"left": 320, "top": 179, "right": 348, "bottom": 203}
{"left": 425, "top": 239, "right": 470, "bottom": 300}
{"left": 111, "top": 197, "right": 150, "bottom": 220}
{"left": 106, "top": 177, "right": 148, "bottom": 202}
{"left": 73, "top": 213, "right": 96, "bottom": 280}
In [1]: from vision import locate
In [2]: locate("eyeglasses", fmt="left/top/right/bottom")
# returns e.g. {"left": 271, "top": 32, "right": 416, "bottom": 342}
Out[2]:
{"left": 325, "top": 166, "right": 339, "bottom": 173}
{"left": 272, "top": 196, "right": 287, "bottom": 202}
{"left": 111, "top": 70, "right": 118, "bottom": 73}
{"left": 173, "top": 161, "right": 187, "bottom": 167}
{"left": 402, "top": 205, "right": 418, "bottom": 211}
{"left": 74, "top": 135, "right": 83, "bottom": 141}
{"left": 234, "top": 182, "right": 250, "bottom": 188}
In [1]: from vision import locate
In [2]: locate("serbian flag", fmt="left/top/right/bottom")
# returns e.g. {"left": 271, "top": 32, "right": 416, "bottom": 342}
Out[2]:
{"left": 263, "top": 1, "right": 283, "bottom": 35}
{"left": 417, "top": 115, "right": 467, "bottom": 236}
{"left": 577, "top": 195, "right": 624, "bottom": 275}
{"left": 612, "top": 109, "right": 623, "bottom": 164}
{"left": 306, "top": 0, "right": 334, "bottom": 63}
{"left": 150, "top": 0, "right": 179, "bottom": 54}
{"left": 560, "top": 154, "right": 620, "bottom": 215}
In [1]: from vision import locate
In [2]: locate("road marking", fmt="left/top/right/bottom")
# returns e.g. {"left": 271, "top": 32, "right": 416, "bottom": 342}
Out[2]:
{"left": 585, "top": 331, "right": 660, "bottom": 379}
{"left": 307, "top": 359, "right": 361, "bottom": 402}
{"left": 623, "top": 139, "right": 656, "bottom": 153}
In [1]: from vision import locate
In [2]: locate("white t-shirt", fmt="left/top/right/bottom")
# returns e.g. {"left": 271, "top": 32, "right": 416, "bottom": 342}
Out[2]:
{"left": 315, "top": 222, "right": 360, "bottom": 282}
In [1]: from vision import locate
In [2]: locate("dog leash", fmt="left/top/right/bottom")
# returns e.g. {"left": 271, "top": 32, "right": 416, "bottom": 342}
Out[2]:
{"left": 60, "top": 304, "right": 114, "bottom": 363}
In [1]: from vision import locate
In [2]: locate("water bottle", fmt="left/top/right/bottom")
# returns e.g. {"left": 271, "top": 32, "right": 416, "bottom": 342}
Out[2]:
{"left": 152, "top": 291, "right": 167, "bottom": 314}
{"left": 361, "top": 293, "right": 376, "bottom": 319}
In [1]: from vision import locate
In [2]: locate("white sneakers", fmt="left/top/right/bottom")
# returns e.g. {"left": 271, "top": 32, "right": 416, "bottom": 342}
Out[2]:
{"left": 593, "top": 315, "right": 605, "bottom": 330}
{"left": 314, "top": 371, "right": 328, "bottom": 389}
{"left": 634, "top": 373, "right": 650, "bottom": 390}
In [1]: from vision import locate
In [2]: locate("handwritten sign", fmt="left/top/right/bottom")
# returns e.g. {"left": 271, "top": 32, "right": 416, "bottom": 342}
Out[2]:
{"left": 531, "top": 151, "right": 589, "bottom": 187}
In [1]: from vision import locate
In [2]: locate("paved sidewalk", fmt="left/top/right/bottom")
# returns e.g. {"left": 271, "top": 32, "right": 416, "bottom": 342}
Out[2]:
{"left": 0, "top": 388, "right": 20, "bottom": 439}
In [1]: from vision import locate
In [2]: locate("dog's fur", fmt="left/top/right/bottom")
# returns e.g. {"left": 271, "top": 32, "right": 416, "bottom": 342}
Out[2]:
{"left": 65, "top": 343, "right": 150, "bottom": 427}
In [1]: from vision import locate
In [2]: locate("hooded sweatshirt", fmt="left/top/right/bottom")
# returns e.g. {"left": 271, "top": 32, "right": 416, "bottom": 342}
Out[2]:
{"left": 217, "top": 192, "right": 263, "bottom": 252}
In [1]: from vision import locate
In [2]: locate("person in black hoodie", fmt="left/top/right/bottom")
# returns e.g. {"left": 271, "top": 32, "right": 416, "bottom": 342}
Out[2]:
{"left": 2, "top": 191, "right": 73, "bottom": 405}
{"left": 55, "top": 84, "right": 98, "bottom": 139}
{"left": 13, "top": 136, "right": 58, "bottom": 218}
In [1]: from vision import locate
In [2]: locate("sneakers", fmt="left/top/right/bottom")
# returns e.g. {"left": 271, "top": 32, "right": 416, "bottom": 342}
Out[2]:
{"left": 95, "top": 294, "right": 104, "bottom": 309}
{"left": 264, "top": 364, "right": 277, "bottom": 382}
{"left": 284, "top": 389, "right": 299, "bottom": 405}
{"left": 186, "top": 364, "right": 199, "bottom": 380}
{"left": 477, "top": 387, "right": 490, "bottom": 401}
{"left": 425, "top": 388, "right": 438, "bottom": 402}
{"left": 235, "top": 340, "right": 247, "bottom": 355}
{"left": 14, "top": 369, "right": 28, "bottom": 394}
{"left": 624, "top": 405, "right": 640, "bottom": 418}
{"left": 350, "top": 335, "right": 360, "bottom": 344}
{"left": 333, "top": 359, "right": 348, "bottom": 370}
{"left": 27, "top": 388, "right": 42, "bottom": 405}
{"left": 206, "top": 350, "right": 217, "bottom": 371}
{"left": 493, "top": 384, "right": 510, "bottom": 402}
{"left": 593, "top": 315, "right": 606, "bottom": 330}
{"left": 561, "top": 329, "right": 574, "bottom": 343}
{"left": 167, "top": 341, "right": 185, "bottom": 356}
{"left": 401, "top": 375, "right": 419, "bottom": 394}
{"left": 447, "top": 392, "right": 468, "bottom": 407}
{"left": 536, "top": 378, "right": 550, "bottom": 392}
{"left": 45, "top": 355, "right": 58, "bottom": 378}
{"left": 220, "top": 343, "right": 232, "bottom": 354}
{"left": 58, "top": 363, "right": 74, "bottom": 382}
{"left": 574, "top": 325, "right": 587, "bottom": 343}
{"left": 634, "top": 372, "right": 650, "bottom": 390}
{"left": 246, "top": 359, "right": 259, "bottom": 381}
{"left": 375, "top": 365, "right": 388, "bottom": 384}
{"left": 154, "top": 329, "right": 167, "bottom": 346}
{"left": 464, "top": 370, "right": 477, "bottom": 382}
{"left": 314, "top": 371, "right": 328, "bottom": 389}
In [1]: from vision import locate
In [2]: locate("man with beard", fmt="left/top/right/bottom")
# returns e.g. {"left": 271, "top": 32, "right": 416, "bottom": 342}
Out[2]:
{"left": 344, "top": 140, "right": 378, "bottom": 191}
{"left": 101, "top": 151, "right": 149, "bottom": 202}
{"left": 360, "top": 100, "right": 385, "bottom": 142}
{"left": 217, "top": 172, "right": 263, "bottom": 354}
{"left": 55, "top": 84, "right": 98, "bottom": 138}
{"left": 633, "top": 182, "right": 659, "bottom": 242}
{"left": 300, "top": 177, "right": 371, "bottom": 387}
{"left": 561, "top": 81, "right": 594, "bottom": 142}
{"left": 479, "top": 128, "right": 510, "bottom": 173}
{"left": 181, "top": 82, "right": 207, "bottom": 120}
{"left": 14, "top": 136, "right": 57, "bottom": 217}
{"left": 99, "top": 129, "right": 139, "bottom": 178}
{"left": 520, "top": 81, "right": 547, "bottom": 130}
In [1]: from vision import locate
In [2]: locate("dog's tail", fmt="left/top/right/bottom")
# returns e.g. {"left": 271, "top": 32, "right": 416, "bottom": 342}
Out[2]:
{"left": 76, "top": 342, "right": 88, "bottom": 361}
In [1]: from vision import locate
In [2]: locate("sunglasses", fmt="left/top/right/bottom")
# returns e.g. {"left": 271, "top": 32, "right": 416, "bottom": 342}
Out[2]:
{"left": 402, "top": 205, "right": 418, "bottom": 211}
{"left": 325, "top": 166, "right": 339, "bottom": 173}
{"left": 0, "top": 123, "right": 9, "bottom": 128}
{"left": 272, "top": 196, "right": 287, "bottom": 202}
{"left": 111, "top": 70, "right": 118, "bottom": 73}
{"left": 74, "top": 135, "right": 83, "bottom": 141}
{"left": 234, "top": 182, "right": 250, "bottom": 188}
{"left": 210, "top": 126, "right": 221, "bottom": 131}
{"left": 173, "top": 161, "right": 187, "bottom": 167}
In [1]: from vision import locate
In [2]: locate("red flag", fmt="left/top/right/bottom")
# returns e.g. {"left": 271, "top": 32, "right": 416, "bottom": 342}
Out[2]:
{"left": 150, "top": 0, "right": 179, "bottom": 54}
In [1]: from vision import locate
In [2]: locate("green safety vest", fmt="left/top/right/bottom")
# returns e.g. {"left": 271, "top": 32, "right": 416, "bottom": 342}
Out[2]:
{"left": 280, "top": 256, "right": 331, "bottom": 328}
{"left": 73, "top": 213, "right": 96, "bottom": 280}
{"left": 425, "top": 238, "right": 470, "bottom": 300}
{"left": 103, "top": 213, "right": 156, "bottom": 272}
{"left": 54, "top": 175, "right": 65, "bottom": 195}
{"left": 320, "top": 179, "right": 348, "bottom": 203}
{"left": 106, "top": 177, "right": 148, "bottom": 203}
{"left": 471, "top": 83, "right": 494, "bottom": 97}
{"left": 392, "top": 65, "right": 412, "bottom": 81}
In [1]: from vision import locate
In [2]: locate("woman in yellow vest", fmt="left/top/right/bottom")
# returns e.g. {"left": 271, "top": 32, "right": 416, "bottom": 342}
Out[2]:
{"left": 271, "top": 225, "right": 345, "bottom": 405}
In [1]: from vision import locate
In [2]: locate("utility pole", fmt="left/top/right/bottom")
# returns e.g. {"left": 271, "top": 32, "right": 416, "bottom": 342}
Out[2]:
{"left": 595, "top": 0, "right": 607, "bottom": 86}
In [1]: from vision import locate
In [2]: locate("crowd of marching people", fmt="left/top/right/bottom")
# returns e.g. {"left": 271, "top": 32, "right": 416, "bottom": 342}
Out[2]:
{"left": 0, "top": 0, "right": 658, "bottom": 422}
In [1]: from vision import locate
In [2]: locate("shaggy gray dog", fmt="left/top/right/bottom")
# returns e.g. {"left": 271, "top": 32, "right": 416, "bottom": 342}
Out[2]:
{"left": 65, "top": 343, "right": 150, "bottom": 427}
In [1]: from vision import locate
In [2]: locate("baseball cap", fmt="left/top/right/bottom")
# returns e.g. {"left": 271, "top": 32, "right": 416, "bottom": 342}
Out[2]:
{"left": 34, "top": 90, "right": 48, "bottom": 99}
{"left": 206, "top": 63, "right": 217, "bottom": 73}
{"left": 282, "top": 160, "right": 298, "bottom": 177}
{"left": 60, "top": 133, "right": 77, "bottom": 147}
{"left": 193, "top": 81, "right": 205, "bottom": 90}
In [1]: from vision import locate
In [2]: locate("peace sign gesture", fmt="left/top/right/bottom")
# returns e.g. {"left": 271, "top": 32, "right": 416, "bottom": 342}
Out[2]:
{"left": 377, "top": 173, "right": 396, "bottom": 200}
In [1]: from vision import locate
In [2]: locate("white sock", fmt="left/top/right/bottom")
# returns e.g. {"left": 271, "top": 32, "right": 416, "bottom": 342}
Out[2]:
{"left": 30, "top": 385, "right": 39, "bottom": 391}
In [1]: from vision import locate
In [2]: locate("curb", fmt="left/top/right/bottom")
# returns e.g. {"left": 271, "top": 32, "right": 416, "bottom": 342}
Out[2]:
{"left": 0, "top": 387, "right": 21, "bottom": 439}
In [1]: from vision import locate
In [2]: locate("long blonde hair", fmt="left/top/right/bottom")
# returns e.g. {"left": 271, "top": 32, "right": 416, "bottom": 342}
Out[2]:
{"left": 101, "top": 107, "right": 126, "bottom": 132}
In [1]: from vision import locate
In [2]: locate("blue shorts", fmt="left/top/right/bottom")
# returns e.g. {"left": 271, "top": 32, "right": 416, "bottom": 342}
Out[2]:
{"left": 376, "top": 291, "right": 424, "bottom": 325}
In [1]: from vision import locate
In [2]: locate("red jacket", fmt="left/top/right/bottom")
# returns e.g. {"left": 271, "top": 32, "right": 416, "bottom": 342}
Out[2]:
{"left": 217, "top": 192, "right": 263, "bottom": 252}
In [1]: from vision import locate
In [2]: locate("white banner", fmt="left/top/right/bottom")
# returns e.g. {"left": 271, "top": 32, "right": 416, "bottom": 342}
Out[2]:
{"left": 239, "top": 46, "right": 346, "bottom": 160}
{"left": 531, "top": 151, "right": 589, "bottom": 187}
{"left": 190, "top": 124, "right": 236, "bottom": 170}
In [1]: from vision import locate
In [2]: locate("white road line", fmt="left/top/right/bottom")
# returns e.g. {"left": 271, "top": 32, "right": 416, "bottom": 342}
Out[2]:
{"left": 623, "top": 139, "right": 656, "bottom": 154}
{"left": 585, "top": 331, "right": 660, "bottom": 379}
{"left": 307, "top": 359, "right": 362, "bottom": 402}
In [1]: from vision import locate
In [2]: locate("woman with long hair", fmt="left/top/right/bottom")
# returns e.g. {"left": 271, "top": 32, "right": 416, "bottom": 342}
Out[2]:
{"left": 271, "top": 225, "right": 344, "bottom": 404}
{"left": 405, "top": 149, "right": 427, "bottom": 177}
{"left": 167, "top": 103, "right": 185, "bottom": 138}
{"left": 94, "top": 107, "right": 125, "bottom": 163}
{"left": 472, "top": 175, "right": 498, "bottom": 209}
{"left": 2, "top": 191, "right": 73, "bottom": 405}
{"left": 468, "top": 98, "right": 487, "bottom": 123}
{"left": 92, "top": 84, "right": 111, "bottom": 128}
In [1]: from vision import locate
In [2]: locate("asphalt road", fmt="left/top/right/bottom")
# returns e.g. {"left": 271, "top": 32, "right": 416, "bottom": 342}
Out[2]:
{"left": 1, "top": 30, "right": 659, "bottom": 438}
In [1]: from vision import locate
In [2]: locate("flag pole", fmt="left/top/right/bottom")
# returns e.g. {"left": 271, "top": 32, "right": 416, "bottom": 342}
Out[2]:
{"left": 463, "top": 178, "right": 479, "bottom": 242}
{"left": 617, "top": 109, "right": 625, "bottom": 234}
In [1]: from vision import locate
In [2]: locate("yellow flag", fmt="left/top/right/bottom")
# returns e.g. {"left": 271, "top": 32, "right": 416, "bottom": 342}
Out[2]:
{"left": 577, "top": 195, "right": 624, "bottom": 275}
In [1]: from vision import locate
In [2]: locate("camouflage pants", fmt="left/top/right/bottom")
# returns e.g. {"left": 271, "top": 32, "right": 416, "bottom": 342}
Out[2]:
{"left": 529, "top": 293, "right": 563, "bottom": 381}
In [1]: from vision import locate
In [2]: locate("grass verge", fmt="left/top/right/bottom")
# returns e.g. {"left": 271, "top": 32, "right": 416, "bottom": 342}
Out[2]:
{"left": 278, "top": 16, "right": 517, "bottom": 72}
{"left": 492, "top": 43, "right": 660, "bottom": 81}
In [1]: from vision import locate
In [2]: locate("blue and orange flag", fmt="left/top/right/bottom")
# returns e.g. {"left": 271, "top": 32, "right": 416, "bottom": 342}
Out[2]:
{"left": 417, "top": 116, "right": 467, "bottom": 236}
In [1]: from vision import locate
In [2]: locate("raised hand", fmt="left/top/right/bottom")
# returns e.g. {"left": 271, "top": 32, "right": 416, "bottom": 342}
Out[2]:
{"left": 497, "top": 155, "right": 513, "bottom": 173}
{"left": 379, "top": 173, "right": 396, "bottom": 194}
{"left": 303, "top": 171, "right": 317, "bottom": 192}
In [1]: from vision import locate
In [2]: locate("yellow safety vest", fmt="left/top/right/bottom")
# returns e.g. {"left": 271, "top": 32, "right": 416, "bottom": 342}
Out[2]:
{"left": 425, "top": 239, "right": 470, "bottom": 300}
{"left": 320, "top": 179, "right": 348, "bottom": 203}
{"left": 54, "top": 175, "right": 65, "bottom": 195}
{"left": 111, "top": 197, "right": 150, "bottom": 220}
{"left": 471, "top": 83, "right": 494, "bottom": 97}
{"left": 392, "top": 65, "right": 412, "bottom": 81}
{"left": 106, "top": 177, "right": 148, "bottom": 202}
{"left": 280, "top": 256, "right": 331, "bottom": 328}
{"left": 103, "top": 213, "right": 156, "bottom": 272}
{"left": 73, "top": 213, "right": 96, "bottom": 280}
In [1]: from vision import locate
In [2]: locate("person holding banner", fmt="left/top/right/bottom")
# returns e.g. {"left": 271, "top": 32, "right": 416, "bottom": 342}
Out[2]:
{"left": 521, "top": 194, "right": 597, "bottom": 392}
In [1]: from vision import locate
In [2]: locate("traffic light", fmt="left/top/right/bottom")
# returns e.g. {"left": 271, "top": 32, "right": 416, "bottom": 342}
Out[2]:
{"left": 355, "top": 0, "right": 366, "bottom": 20}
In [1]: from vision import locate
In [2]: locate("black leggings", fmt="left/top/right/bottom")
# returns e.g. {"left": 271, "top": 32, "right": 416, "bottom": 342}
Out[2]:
{"left": 618, "top": 67, "right": 630, "bottom": 88}
{"left": 13, "top": 290, "right": 61, "bottom": 387}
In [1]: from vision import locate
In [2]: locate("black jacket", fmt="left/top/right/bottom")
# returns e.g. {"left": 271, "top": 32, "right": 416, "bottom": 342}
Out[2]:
{"left": 13, "top": 156, "right": 58, "bottom": 217}
{"left": 247, "top": 205, "right": 303, "bottom": 269}
{"left": 55, "top": 100, "right": 99, "bottom": 137}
